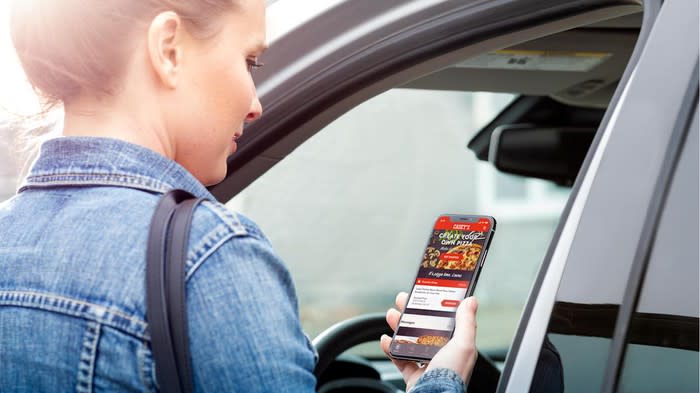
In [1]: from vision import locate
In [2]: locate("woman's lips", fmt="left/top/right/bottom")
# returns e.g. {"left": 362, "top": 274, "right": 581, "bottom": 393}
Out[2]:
{"left": 230, "top": 132, "right": 243, "bottom": 154}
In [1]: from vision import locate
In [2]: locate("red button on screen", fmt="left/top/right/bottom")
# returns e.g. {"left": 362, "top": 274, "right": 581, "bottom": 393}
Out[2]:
{"left": 441, "top": 299, "right": 460, "bottom": 307}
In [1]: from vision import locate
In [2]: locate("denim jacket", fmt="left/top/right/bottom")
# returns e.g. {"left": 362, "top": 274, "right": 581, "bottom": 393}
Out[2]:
{"left": 0, "top": 137, "right": 464, "bottom": 393}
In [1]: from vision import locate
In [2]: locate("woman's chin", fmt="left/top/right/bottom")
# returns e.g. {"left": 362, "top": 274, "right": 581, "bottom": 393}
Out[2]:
{"left": 194, "top": 160, "right": 228, "bottom": 187}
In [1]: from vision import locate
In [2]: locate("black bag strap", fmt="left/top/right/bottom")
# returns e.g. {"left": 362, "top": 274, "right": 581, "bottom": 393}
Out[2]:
{"left": 147, "top": 189, "right": 203, "bottom": 393}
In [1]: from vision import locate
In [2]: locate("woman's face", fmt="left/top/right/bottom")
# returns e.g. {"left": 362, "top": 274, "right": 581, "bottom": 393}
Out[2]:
{"left": 171, "top": 0, "right": 266, "bottom": 186}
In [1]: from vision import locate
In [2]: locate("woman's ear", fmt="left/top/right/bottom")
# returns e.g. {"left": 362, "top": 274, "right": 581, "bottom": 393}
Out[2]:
{"left": 147, "top": 11, "right": 183, "bottom": 89}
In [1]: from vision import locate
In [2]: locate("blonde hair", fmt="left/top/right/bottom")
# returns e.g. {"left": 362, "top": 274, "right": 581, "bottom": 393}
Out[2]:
{"left": 10, "top": 0, "right": 237, "bottom": 107}
{"left": 7, "top": 0, "right": 238, "bottom": 184}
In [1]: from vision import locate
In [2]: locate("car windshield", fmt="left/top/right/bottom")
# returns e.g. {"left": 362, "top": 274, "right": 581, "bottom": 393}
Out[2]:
{"left": 227, "top": 88, "right": 571, "bottom": 356}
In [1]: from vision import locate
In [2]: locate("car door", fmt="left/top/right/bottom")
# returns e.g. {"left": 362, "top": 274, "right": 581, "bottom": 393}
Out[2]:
{"left": 210, "top": 0, "right": 647, "bottom": 385}
{"left": 206, "top": 0, "right": 655, "bottom": 390}
{"left": 499, "top": 0, "right": 699, "bottom": 391}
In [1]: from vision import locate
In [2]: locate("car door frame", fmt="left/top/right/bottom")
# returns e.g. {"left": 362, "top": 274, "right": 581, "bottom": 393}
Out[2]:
{"left": 499, "top": 0, "right": 699, "bottom": 391}
{"left": 210, "top": 0, "right": 644, "bottom": 201}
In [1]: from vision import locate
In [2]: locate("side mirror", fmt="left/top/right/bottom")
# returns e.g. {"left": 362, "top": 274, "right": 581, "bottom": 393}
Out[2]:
{"left": 489, "top": 124, "right": 596, "bottom": 186}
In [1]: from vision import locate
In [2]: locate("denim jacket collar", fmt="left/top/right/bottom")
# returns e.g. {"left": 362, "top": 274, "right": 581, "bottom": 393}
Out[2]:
{"left": 19, "top": 136, "right": 214, "bottom": 199}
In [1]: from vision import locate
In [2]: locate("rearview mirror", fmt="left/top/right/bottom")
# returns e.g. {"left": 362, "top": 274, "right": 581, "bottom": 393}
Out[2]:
{"left": 489, "top": 124, "right": 596, "bottom": 186}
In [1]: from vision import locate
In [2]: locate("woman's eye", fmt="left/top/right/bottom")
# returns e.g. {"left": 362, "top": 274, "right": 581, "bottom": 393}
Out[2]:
{"left": 246, "top": 58, "right": 264, "bottom": 73}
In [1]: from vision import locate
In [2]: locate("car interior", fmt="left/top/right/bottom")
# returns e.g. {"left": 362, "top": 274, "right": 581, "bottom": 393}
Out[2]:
{"left": 216, "top": 8, "right": 645, "bottom": 393}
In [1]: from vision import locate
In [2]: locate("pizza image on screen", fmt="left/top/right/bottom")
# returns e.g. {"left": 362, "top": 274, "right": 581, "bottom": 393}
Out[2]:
{"left": 416, "top": 335, "right": 449, "bottom": 347}
{"left": 421, "top": 246, "right": 441, "bottom": 268}
{"left": 395, "top": 339, "right": 416, "bottom": 344}
{"left": 436, "top": 243, "right": 482, "bottom": 271}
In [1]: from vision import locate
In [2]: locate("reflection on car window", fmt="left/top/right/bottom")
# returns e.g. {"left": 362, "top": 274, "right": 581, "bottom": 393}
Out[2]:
{"left": 228, "top": 89, "right": 570, "bottom": 355}
{"left": 617, "top": 111, "right": 699, "bottom": 392}
{"left": 532, "top": 101, "right": 699, "bottom": 393}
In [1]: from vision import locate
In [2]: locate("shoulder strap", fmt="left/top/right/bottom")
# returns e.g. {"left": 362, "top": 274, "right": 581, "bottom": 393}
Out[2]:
{"left": 147, "top": 189, "right": 203, "bottom": 393}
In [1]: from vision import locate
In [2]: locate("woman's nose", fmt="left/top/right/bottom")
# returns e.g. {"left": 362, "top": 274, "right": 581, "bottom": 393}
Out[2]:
{"left": 246, "top": 97, "right": 263, "bottom": 123}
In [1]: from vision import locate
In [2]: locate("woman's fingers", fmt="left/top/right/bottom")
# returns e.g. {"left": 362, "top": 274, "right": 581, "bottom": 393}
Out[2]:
{"left": 380, "top": 334, "right": 392, "bottom": 354}
{"left": 386, "top": 307, "right": 402, "bottom": 331}
{"left": 380, "top": 335, "right": 421, "bottom": 374}
{"left": 426, "top": 296, "right": 479, "bottom": 383}
{"left": 384, "top": 293, "right": 479, "bottom": 391}
{"left": 387, "top": 292, "right": 408, "bottom": 331}
{"left": 382, "top": 292, "right": 431, "bottom": 392}
{"left": 452, "top": 296, "right": 478, "bottom": 344}
{"left": 395, "top": 292, "right": 409, "bottom": 311}
{"left": 396, "top": 359, "right": 421, "bottom": 376}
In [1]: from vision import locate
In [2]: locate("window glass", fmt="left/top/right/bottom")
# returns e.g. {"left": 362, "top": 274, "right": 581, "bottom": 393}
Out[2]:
{"left": 617, "top": 110, "right": 699, "bottom": 392}
{"left": 532, "top": 105, "right": 698, "bottom": 393}
{"left": 495, "top": 174, "right": 527, "bottom": 199}
{"left": 228, "top": 89, "right": 570, "bottom": 355}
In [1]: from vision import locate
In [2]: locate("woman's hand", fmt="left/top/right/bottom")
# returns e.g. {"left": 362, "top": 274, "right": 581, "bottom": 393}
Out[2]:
{"left": 379, "top": 292, "right": 479, "bottom": 392}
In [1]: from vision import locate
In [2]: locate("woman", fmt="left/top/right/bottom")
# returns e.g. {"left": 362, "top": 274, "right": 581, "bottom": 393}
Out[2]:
{"left": 0, "top": 0, "right": 479, "bottom": 391}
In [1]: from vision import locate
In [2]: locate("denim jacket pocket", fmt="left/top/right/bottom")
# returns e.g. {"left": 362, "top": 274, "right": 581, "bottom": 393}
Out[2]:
{"left": 139, "top": 341, "right": 159, "bottom": 393}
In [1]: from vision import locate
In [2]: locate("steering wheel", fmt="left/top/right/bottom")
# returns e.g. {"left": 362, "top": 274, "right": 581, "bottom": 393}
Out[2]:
{"left": 313, "top": 313, "right": 501, "bottom": 393}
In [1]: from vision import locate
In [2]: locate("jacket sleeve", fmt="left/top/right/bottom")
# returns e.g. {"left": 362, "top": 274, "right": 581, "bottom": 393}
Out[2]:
{"left": 411, "top": 368, "right": 466, "bottom": 393}
{"left": 185, "top": 230, "right": 317, "bottom": 392}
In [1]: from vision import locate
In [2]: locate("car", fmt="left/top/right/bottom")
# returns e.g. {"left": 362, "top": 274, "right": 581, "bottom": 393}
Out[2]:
{"left": 215, "top": 0, "right": 698, "bottom": 392}
{"left": 0, "top": 0, "right": 697, "bottom": 392}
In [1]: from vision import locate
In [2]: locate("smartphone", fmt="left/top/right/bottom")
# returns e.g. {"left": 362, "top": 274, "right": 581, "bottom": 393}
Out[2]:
{"left": 388, "top": 214, "right": 496, "bottom": 362}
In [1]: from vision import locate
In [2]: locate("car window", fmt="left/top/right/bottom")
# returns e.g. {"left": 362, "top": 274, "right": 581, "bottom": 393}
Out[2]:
{"left": 616, "top": 109, "right": 699, "bottom": 392}
{"left": 228, "top": 88, "right": 570, "bottom": 355}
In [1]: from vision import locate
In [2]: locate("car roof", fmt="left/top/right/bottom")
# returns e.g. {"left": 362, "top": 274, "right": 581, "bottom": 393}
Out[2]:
{"left": 266, "top": 2, "right": 641, "bottom": 109}
{"left": 403, "top": 25, "right": 638, "bottom": 109}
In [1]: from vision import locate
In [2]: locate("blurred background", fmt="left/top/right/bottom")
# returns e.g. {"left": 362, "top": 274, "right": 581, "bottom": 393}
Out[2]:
{"left": 0, "top": 1, "right": 63, "bottom": 204}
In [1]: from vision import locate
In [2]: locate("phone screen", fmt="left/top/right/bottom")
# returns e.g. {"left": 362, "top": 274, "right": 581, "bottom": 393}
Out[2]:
{"left": 389, "top": 215, "right": 494, "bottom": 361}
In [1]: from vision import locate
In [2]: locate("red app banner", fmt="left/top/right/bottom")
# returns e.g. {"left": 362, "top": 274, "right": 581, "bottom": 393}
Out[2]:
{"left": 434, "top": 216, "right": 490, "bottom": 232}
{"left": 415, "top": 278, "right": 468, "bottom": 288}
